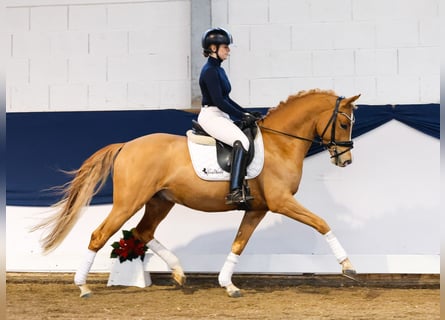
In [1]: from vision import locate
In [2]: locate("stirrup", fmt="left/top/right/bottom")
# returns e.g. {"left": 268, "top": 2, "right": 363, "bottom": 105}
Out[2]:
{"left": 225, "top": 188, "right": 253, "bottom": 205}
{"left": 225, "top": 189, "right": 244, "bottom": 205}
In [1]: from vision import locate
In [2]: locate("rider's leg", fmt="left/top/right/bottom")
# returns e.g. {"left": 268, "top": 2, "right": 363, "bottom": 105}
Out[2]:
{"left": 198, "top": 107, "right": 253, "bottom": 205}
{"left": 225, "top": 140, "right": 253, "bottom": 205}
{"left": 197, "top": 107, "right": 250, "bottom": 150}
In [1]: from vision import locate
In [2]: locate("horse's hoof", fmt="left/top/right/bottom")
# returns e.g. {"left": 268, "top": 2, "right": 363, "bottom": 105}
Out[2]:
{"left": 225, "top": 284, "right": 242, "bottom": 298}
{"left": 342, "top": 269, "right": 359, "bottom": 282}
{"left": 341, "top": 258, "right": 359, "bottom": 282}
{"left": 78, "top": 285, "right": 92, "bottom": 298}
{"left": 172, "top": 270, "right": 186, "bottom": 287}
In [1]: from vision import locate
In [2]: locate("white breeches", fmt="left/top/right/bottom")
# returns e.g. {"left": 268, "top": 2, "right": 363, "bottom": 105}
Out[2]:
{"left": 198, "top": 106, "right": 250, "bottom": 151}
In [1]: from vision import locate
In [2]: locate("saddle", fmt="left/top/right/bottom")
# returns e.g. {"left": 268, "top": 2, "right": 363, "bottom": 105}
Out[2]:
{"left": 190, "top": 120, "right": 258, "bottom": 173}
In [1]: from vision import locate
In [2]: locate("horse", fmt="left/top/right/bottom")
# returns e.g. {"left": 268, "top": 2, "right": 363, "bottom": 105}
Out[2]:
{"left": 32, "top": 89, "right": 361, "bottom": 298}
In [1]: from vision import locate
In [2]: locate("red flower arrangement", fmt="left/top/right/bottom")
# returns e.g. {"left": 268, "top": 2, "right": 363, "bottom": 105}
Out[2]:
{"left": 110, "top": 229, "right": 148, "bottom": 263}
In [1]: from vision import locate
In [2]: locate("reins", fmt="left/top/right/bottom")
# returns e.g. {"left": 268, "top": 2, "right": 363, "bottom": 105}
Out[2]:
{"left": 257, "top": 124, "right": 316, "bottom": 144}
{"left": 257, "top": 96, "right": 354, "bottom": 158}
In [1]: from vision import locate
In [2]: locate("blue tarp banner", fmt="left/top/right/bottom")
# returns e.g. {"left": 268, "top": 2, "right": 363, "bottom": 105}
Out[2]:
{"left": 6, "top": 104, "right": 439, "bottom": 206}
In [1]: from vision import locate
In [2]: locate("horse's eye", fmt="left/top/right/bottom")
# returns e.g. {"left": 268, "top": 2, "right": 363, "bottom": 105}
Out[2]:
{"left": 340, "top": 123, "right": 348, "bottom": 130}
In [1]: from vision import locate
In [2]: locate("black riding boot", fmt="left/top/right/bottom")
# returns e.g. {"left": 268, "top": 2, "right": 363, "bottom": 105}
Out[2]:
{"left": 225, "top": 141, "right": 253, "bottom": 205}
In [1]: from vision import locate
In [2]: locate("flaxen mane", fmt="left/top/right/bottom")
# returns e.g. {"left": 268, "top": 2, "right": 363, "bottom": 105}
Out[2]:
{"left": 264, "top": 89, "right": 338, "bottom": 118}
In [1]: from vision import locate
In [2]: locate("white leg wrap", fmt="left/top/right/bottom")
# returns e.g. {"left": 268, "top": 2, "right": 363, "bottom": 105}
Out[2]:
{"left": 74, "top": 249, "right": 97, "bottom": 286}
{"left": 218, "top": 252, "right": 239, "bottom": 287}
{"left": 324, "top": 231, "right": 348, "bottom": 263}
{"left": 148, "top": 239, "right": 181, "bottom": 270}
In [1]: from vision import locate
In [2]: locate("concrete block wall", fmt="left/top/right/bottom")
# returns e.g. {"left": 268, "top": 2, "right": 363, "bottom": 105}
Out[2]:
{"left": 6, "top": 0, "right": 191, "bottom": 112}
{"left": 5, "top": 0, "right": 440, "bottom": 111}
{"left": 218, "top": 0, "right": 439, "bottom": 106}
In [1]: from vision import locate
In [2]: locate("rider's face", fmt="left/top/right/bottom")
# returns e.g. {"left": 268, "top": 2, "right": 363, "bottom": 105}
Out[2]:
{"left": 210, "top": 44, "right": 230, "bottom": 60}
{"left": 217, "top": 44, "right": 230, "bottom": 60}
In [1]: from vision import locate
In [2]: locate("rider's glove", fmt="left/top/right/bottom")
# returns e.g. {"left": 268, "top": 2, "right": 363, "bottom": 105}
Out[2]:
{"left": 249, "top": 111, "right": 263, "bottom": 120}
{"left": 243, "top": 113, "right": 258, "bottom": 127}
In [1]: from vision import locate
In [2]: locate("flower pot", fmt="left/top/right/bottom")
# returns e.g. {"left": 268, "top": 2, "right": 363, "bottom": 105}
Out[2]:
{"left": 107, "top": 258, "right": 152, "bottom": 288}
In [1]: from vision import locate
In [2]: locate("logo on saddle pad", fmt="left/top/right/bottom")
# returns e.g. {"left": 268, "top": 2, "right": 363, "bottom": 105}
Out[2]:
{"left": 186, "top": 126, "right": 264, "bottom": 182}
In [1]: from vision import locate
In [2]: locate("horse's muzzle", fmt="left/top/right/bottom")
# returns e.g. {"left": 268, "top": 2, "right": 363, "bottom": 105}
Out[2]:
{"left": 331, "top": 157, "right": 352, "bottom": 167}
{"left": 329, "top": 147, "right": 353, "bottom": 167}
{"left": 341, "top": 159, "right": 352, "bottom": 167}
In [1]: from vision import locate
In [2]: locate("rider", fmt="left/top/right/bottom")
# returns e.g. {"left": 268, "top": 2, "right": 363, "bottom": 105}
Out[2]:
{"left": 197, "top": 27, "right": 260, "bottom": 206}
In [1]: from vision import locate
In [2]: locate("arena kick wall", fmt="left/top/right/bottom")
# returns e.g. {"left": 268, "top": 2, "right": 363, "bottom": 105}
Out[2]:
{"left": 5, "top": 0, "right": 440, "bottom": 274}
{"left": 6, "top": 120, "right": 440, "bottom": 274}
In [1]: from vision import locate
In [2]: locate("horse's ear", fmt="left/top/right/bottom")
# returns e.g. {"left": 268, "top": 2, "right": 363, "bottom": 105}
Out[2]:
{"left": 341, "top": 94, "right": 361, "bottom": 107}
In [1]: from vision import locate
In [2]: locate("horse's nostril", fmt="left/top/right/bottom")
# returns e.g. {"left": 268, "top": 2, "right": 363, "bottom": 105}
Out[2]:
{"left": 344, "top": 159, "right": 352, "bottom": 166}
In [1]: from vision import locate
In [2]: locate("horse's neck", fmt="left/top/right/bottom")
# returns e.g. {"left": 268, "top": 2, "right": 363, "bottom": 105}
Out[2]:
{"left": 260, "top": 122, "right": 307, "bottom": 166}
{"left": 263, "top": 101, "right": 318, "bottom": 140}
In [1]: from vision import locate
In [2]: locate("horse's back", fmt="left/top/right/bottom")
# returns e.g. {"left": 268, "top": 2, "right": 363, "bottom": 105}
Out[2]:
{"left": 118, "top": 132, "right": 187, "bottom": 164}
{"left": 131, "top": 132, "right": 186, "bottom": 144}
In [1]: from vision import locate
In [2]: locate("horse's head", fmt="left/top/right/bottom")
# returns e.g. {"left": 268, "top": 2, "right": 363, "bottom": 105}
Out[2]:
{"left": 259, "top": 90, "right": 361, "bottom": 167}
{"left": 316, "top": 94, "right": 361, "bottom": 167}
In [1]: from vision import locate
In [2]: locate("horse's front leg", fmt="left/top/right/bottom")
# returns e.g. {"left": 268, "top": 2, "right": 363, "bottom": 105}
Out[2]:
{"left": 219, "top": 210, "right": 267, "bottom": 298}
{"left": 269, "top": 194, "right": 357, "bottom": 279}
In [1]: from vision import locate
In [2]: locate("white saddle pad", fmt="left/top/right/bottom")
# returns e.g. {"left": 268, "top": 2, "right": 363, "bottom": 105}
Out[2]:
{"left": 187, "top": 129, "right": 264, "bottom": 181}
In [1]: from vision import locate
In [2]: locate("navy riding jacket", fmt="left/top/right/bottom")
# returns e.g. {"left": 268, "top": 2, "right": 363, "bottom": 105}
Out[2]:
{"left": 199, "top": 56, "right": 247, "bottom": 119}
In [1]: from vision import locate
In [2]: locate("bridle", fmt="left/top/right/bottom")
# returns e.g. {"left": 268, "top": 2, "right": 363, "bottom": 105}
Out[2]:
{"left": 258, "top": 96, "right": 355, "bottom": 161}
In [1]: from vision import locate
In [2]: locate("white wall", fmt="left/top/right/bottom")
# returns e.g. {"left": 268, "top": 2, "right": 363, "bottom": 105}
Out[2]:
{"left": 6, "top": 122, "right": 440, "bottom": 274}
{"left": 5, "top": 0, "right": 440, "bottom": 111}
{"left": 221, "top": 0, "right": 439, "bottom": 106}
{"left": 5, "top": 0, "right": 191, "bottom": 111}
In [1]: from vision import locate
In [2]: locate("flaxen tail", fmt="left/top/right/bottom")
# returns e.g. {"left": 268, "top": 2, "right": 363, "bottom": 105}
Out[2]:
{"left": 31, "top": 143, "right": 124, "bottom": 253}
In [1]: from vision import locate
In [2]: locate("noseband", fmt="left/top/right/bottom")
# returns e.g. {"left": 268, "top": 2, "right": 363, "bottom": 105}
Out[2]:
{"left": 258, "top": 96, "right": 355, "bottom": 161}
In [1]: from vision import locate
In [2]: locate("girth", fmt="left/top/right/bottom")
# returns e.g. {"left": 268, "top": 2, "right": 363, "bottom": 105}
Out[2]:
{"left": 191, "top": 120, "right": 257, "bottom": 173}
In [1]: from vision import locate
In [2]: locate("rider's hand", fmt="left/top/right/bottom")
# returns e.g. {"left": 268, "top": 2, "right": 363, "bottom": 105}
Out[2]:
{"left": 243, "top": 113, "right": 258, "bottom": 126}
{"left": 249, "top": 111, "right": 263, "bottom": 120}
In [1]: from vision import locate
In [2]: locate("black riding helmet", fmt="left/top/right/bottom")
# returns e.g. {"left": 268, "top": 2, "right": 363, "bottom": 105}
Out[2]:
{"left": 201, "top": 28, "right": 233, "bottom": 57}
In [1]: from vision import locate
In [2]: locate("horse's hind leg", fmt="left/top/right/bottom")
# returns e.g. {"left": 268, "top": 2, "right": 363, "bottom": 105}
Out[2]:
{"left": 132, "top": 195, "right": 186, "bottom": 286}
{"left": 219, "top": 210, "right": 267, "bottom": 298}
{"left": 74, "top": 203, "right": 146, "bottom": 297}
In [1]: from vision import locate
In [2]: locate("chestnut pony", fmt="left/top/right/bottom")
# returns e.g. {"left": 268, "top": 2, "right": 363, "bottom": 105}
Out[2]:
{"left": 33, "top": 89, "right": 360, "bottom": 298}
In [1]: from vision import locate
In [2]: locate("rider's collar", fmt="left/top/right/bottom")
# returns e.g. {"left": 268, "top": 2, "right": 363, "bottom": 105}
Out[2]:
{"left": 208, "top": 55, "right": 222, "bottom": 65}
